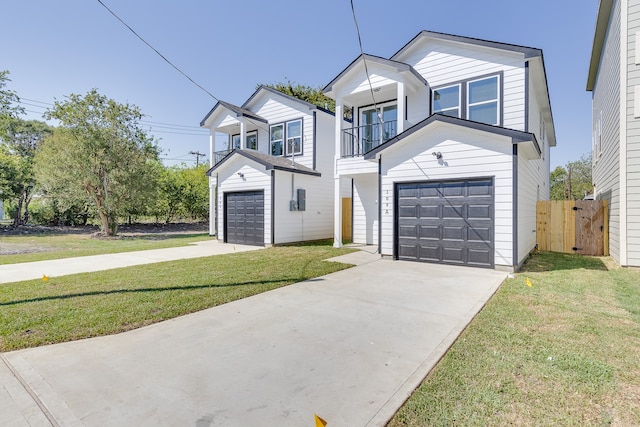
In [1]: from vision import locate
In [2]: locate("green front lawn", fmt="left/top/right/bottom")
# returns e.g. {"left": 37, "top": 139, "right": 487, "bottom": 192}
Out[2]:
{"left": 0, "top": 232, "right": 211, "bottom": 265}
{"left": 389, "top": 252, "right": 640, "bottom": 426}
{"left": 0, "top": 244, "right": 355, "bottom": 351}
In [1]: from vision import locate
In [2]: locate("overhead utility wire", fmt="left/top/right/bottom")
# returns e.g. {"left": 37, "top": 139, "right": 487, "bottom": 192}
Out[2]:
{"left": 96, "top": 1, "right": 271, "bottom": 137}
{"left": 96, "top": 0, "right": 218, "bottom": 102}
{"left": 17, "top": 98, "right": 207, "bottom": 135}
{"left": 349, "top": 0, "right": 382, "bottom": 125}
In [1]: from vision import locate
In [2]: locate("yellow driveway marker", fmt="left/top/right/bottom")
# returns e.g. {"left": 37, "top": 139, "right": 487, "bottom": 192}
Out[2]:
{"left": 314, "top": 414, "right": 327, "bottom": 426}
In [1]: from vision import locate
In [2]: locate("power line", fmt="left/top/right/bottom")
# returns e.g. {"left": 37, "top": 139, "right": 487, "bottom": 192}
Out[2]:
{"left": 96, "top": 0, "right": 219, "bottom": 102}
{"left": 349, "top": 0, "right": 381, "bottom": 125}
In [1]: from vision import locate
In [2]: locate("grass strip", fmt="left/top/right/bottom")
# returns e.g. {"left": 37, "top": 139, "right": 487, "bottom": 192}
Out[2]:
{"left": 0, "top": 244, "right": 355, "bottom": 351}
{"left": 0, "top": 233, "right": 211, "bottom": 265}
{"left": 389, "top": 251, "right": 640, "bottom": 426}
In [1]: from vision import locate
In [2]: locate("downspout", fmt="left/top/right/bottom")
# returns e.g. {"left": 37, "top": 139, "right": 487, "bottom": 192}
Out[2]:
{"left": 512, "top": 144, "right": 519, "bottom": 269}
{"left": 378, "top": 155, "right": 382, "bottom": 255}
{"left": 620, "top": 0, "right": 629, "bottom": 265}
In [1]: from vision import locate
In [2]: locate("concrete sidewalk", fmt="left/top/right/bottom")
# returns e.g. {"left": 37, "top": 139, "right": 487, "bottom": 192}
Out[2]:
{"left": 1, "top": 251, "right": 506, "bottom": 426}
{"left": 0, "top": 240, "right": 262, "bottom": 284}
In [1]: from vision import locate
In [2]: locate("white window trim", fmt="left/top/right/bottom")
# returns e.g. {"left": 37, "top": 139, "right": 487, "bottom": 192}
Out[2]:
{"left": 270, "top": 124, "right": 284, "bottom": 156}
{"left": 246, "top": 130, "right": 258, "bottom": 150}
{"left": 285, "top": 119, "right": 303, "bottom": 156}
{"left": 432, "top": 84, "right": 461, "bottom": 118}
{"left": 466, "top": 75, "right": 500, "bottom": 126}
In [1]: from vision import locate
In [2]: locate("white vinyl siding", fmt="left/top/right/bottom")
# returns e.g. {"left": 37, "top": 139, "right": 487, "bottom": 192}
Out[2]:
{"left": 216, "top": 159, "right": 272, "bottom": 245}
{"left": 401, "top": 40, "right": 526, "bottom": 131}
{"left": 249, "top": 95, "right": 315, "bottom": 169}
{"left": 352, "top": 174, "right": 378, "bottom": 245}
{"left": 626, "top": 0, "right": 640, "bottom": 265}
{"left": 593, "top": 0, "right": 621, "bottom": 263}
{"left": 378, "top": 125, "right": 515, "bottom": 268}
{"left": 517, "top": 153, "right": 545, "bottom": 266}
{"left": 273, "top": 172, "right": 333, "bottom": 244}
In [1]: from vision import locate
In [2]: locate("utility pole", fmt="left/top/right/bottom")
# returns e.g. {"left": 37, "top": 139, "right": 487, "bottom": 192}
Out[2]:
{"left": 189, "top": 151, "right": 206, "bottom": 166}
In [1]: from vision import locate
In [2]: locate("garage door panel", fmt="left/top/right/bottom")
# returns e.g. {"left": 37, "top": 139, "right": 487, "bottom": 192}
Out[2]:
{"left": 225, "top": 191, "right": 264, "bottom": 246}
{"left": 396, "top": 179, "right": 494, "bottom": 268}
{"left": 418, "top": 224, "right": 440, "bottom": 239}
{"left": 419, "top": 184, "right": 440, "bottom": 198}
{"left": 442, "top": 226, "right": 464, "bottom": 241}
{"left": 468, "top": 204, "right": 491, "bottom": 219}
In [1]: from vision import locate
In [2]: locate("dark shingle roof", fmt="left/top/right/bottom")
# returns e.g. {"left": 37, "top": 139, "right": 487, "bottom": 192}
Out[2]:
{"left": 205, "top": 149, "right": 321, "bottom": 177}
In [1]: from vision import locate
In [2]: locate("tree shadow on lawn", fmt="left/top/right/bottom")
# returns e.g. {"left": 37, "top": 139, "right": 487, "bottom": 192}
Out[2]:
{"left": 0, "top": 277, "right": 315, "bottom": 307}
{"left": 521, "top": 251, "right": 608, "bottom": 273}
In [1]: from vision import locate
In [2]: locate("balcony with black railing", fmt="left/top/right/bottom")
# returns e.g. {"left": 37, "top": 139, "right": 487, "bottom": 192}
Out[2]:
{"left": 341, "top": 120, "right": 397, "bottom": 158}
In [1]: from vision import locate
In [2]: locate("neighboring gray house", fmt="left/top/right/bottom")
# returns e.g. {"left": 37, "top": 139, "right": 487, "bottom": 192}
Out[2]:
{"left": 325, "top": 31, "right": 555, "bottom": 271}
{"left": 587, "top": 0, "right": 640, "bottom": 267}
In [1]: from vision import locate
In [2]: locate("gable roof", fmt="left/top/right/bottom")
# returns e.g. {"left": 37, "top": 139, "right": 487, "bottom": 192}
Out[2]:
{"left": 586, "top": 0, "right": 614, "bottom": 91}
{"left": 242, "top": 85, "right": 335, "bottom": 116}
{"left": 200, "top": 100, "right": 267, "bottom": 127}
{"left": 322, "top": 53, "right": 428, "bottom": 94}
{"left": 205, "top": 149, "right": 321, "bottom": 177}
{"left": 364, "top": 113, "right": 540, "bottom": 160}
{"left": 391, "top": 30, "right": 543, "bottom": 61}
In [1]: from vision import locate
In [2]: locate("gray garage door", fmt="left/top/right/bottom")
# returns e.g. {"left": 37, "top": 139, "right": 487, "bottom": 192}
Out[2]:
{"left": 396, "top": 178, "right": 494, "bottom": 268}
{"left": 225, "top": 191, "right": 265, "bottom": 246}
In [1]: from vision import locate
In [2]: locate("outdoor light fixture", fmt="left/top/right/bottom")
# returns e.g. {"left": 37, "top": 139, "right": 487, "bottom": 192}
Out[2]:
{"left": 237, "top": 172, "right": 244, "bottom": 178}
{"left": 432, "top": 151, "right": 443, "bottom": 159}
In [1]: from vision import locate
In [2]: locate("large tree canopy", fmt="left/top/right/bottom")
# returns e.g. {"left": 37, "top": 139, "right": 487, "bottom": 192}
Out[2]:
{"left": 262, "top": 79, "right": 335, "bottom": 112}
{"left": 1, "top": 119, "right": 52, "bottom": 224}
{"left": 36, "top": 89, "right": 158, "bottom": 235}
{"left": 550, "top": 153, "right": 593, "bottom": 200}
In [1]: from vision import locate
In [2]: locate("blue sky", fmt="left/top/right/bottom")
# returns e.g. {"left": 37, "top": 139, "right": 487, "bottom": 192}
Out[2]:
{"left": 1, "top": 1, "right": 598, "bottom": 168}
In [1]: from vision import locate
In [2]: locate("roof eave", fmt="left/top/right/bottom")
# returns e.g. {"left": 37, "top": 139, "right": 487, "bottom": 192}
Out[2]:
{"left": 587, "top": 0, "right": 614, "bottom": 91}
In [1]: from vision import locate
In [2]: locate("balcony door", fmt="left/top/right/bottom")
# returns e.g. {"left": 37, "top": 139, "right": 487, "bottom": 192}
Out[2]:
{"left": 360, "top": 103, "right": 397, "bottom": 153}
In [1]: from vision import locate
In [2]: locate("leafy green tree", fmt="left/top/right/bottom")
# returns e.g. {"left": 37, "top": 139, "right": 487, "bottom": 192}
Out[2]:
{"left": 179, "top": 164, "right": 209, "bottom": 221}
{"left": 150, "top": 164, "right": 209, "bottom": 223}
{"left": 36, "top": 90, "right": 158, "bottom": 235}
{"left": 550, "top": 153, "right": 593, "bottom": 200}
{"left": 1, "top": 119, "right": 52, "bottom": 225}
{"left": 262, "top": 79, "right": 335, "bottom": 112}
{"left": 0, "top": 70, "right": 24, "bottom": 134}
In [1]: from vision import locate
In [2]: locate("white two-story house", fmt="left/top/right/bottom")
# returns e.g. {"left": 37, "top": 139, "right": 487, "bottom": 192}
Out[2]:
{"left": 324, "top": 31, "right": 555, "bottom": 270}
{"left": 587, "top": 0, "right": 640, "bottom": 267}
{"left": 201, "top": 86, "right": 337, "bottom": 245}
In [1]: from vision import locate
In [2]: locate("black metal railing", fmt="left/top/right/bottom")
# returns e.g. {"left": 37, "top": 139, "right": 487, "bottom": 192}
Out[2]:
{"left": 341, "top": 120, "right": 397, "bottom": 157}
{"left": 213, "top": 149, "right": 232, "bottom": 165}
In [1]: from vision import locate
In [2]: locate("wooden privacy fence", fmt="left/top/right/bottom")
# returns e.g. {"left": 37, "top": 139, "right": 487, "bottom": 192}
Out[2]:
{"left": 536, "top": 200, "right": 609, "bottom": 256}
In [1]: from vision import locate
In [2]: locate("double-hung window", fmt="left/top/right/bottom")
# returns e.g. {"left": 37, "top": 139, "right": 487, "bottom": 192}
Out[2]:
{"left": 433, "top": 85, "right": 461, "bottom": 118}
{"left": 270, "top": 119, "right": 303, "bottom": 156}
{"left": 232, "top": 131, "right": 259, "bottom": 150}
{"left": 286, "top": 119, "right": 302, "bottom": 155}
{"left": 246, "top": 130, "right": 258, "bottom": 150}
{"left": 467, "top": 76, "right": 499, "bottom": 125}
{"left": 433, "top": 74, "right": 501, "bottom": 126}
{"left": 270, "top": 124, "right": 284, "bottom": 156}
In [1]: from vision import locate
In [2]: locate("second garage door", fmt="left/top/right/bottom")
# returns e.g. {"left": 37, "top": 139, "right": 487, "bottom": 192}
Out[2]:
{"left": 396, "top": 178, "right": 494, "bottom": 268}
{"left": 225, "top": 191, "right": 265, "bottom": 246}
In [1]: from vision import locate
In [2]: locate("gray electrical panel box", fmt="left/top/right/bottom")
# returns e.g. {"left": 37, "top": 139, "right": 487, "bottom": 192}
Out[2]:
{"left": 297, "top": 189, "right": 306, "bottom": 211}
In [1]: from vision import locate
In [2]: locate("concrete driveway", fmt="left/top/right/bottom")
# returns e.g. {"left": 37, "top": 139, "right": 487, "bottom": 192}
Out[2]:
{"left": 1, "top": 253, "right": 506, "bottom": 426}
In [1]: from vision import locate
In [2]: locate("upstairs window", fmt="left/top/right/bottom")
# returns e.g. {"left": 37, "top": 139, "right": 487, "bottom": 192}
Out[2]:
{"left": 246, "top": 130, "right": 258, "bottom": 150}
{"left": 433, "top": 85, "right": 461, "bottom": 118}
{"left": 286, "top": 119, "right": 302, "bottom": 155}
{"left": 271, "top": 119, "right": 303, "bottom": 156}
{"left": 433, "top": 73, "right": 502, "bottom": 126}
{"left": 467, "top": 76, "right": 499, "bottom": 125}
{"left": 232, "top": 131, "right": 258, "bottom": 150}
{"left": 270, "top": 124, "right": 284, "bottom": 156}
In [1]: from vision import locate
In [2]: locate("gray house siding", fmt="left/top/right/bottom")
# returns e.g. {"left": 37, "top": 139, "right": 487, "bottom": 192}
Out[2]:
{"left": 627, "top": 0, "right": 640, "bottom": 265}
{"left": 593, "top": 0, "right": 622, "bottom": 264}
